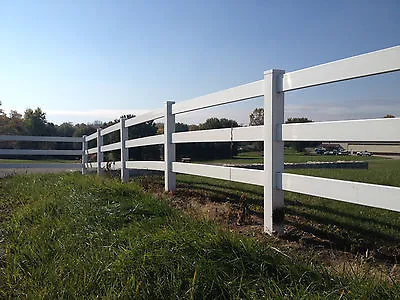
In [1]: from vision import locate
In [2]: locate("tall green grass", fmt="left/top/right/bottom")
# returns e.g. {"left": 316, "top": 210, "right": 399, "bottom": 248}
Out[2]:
{"left": 1, "top": 173, "right": 398, "bottom": 298}
{"left": 140, "top": 158, "right": 400, "bottom": 262}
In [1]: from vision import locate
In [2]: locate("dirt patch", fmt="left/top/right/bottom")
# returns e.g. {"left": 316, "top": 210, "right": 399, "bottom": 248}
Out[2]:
{"left": 137, "top": 176, "right": 263, "bottom": 232}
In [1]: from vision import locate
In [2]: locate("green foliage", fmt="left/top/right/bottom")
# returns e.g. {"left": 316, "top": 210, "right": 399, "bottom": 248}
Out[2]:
{"left": 177, "top": 118, "right": 240, "bottom": 160}
{"left": 198, "top": 117, "right": 239, "bottom": 130}
{"left": 249, "top": 107, "right": 264, "bottom": 126}
{"left": 1, "top": 173, "right": 398, "bottom": 298}
{"left": 248, "top": 110, "right": 316, "bottom": 152}
{"left": 23, "top": 108, "right": 48, "bottom": 136}
{"left": 100, "top": 116, "right": 160, "bottom": 161}
{"left": 285, "top": 117, "right": 313, "bottom": 124}
{"left": 171, "top": 157, "right": 400, "bottom": 261}
{"left": 248, "top": 108, "right": 264, "bottom": 150}
{"left": 175, "top": 122, "right": 189, "bottom": 132}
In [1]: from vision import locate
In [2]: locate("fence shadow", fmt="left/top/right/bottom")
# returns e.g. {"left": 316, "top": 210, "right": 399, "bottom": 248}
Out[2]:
{"left": 132, "top": 174, "right": 400, "bottom": 263}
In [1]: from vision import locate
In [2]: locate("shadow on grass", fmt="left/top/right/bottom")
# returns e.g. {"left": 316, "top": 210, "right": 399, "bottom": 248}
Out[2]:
{"left": 177, "top": 183, "right": 263, "bottom": 208}
{"left": 285, "top": 198, "right": 400, "bottom": 232}
{"left": 133, "top": 174, "right": 400, "bottom": 263}
{"left": 284, "top": 207, "right": 400, "bottom": 262}
{"left": 178, "top": 177, "right": 264, "bottom": 197}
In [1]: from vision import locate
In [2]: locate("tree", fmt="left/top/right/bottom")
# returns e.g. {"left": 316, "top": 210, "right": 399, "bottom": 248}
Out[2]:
{"left": 199, "top": 118, "right": 239, "bottom": 130}
{"left": 188, "top": 124, "right": 199, "bottom": 131}
{"left": 23, "top": 108, "right": 48, "bottom": 136}
{"left": 0, "top": 101, "right": 4, "bottom": 116}
{"left": 285, "top": 117, "right": 313, "bottom": 124}
{"left": 57, "top": 122, "right": 75, "bottom": 137}
{"left": 8, "top": 111, "right": 24, "bottom": 135}
{"left": 249, "top": 108, "right": 264, "bottom": 126}
{"left": 248, "top": 108, "right": 265, "bottom": 150}
{"left": 175, "top": 122, "right": 189, "bottom": 133}
{"left": 176, "top": 117, "right": 240, "bottom": 160}
{"left": 0, "top": 103, "right": 10, "bottom": 135}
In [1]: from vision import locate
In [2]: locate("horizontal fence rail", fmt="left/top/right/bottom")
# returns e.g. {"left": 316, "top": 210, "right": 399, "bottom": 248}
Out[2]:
{"left": 125, "top": 135, "right": 164, "bottom": 148}
{"left": 282, "top": 45, "right": 400, "bottom": 91}
{"left": 172, "top": 80, "right": 264, "bottom": 115}
{"left": 101, "top": 122, "right": 120, "bottom": 136}
{"left": 0, "top": 135, "right": 86, "bottom": 172}
{"left": 281, "top": 173, "right": 400, "bottom": 212}
{"left": 172, "top": 162, "right": 264, "bottom": 186}
{"left": 0, "top": 163, "right": 81, "bottom": 169}
{"left": 101, "top": 142, "right": 121, "bottom": 152}
{"left": 281, "top": 118, "right": 400, "bottom": 142}
{"left": 86, "top": 148, "right": 97, "bottom": 155}
{"left": 172, "top": 126, "right": 264, "bottom": 143}
{"left": 0, "top": 149, "right": 82, "bottom": 156}
{"left": 0, "top": 135, "right": 81, "bottom": 142}
{"left": 2, "top": 45, "right": 399, "bottom": 235}
{"left": 126, "top": 161, "right": 165, "bottom": 171}
{"left": 86, "top": 132, "right": 97, "bottom": 142}
{"left": 125, "top": 109, "right": 164, "bottom": 128}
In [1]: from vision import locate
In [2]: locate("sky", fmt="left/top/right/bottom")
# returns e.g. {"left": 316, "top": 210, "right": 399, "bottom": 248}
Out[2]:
{"left": 0, "top": 0, "right": 399, "bottom": 125}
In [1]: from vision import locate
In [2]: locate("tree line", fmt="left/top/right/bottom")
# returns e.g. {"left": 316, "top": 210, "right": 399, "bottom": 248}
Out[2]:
{"left": 0, "top": 103, "right": 239, "bottom": 161}
{"left": 1, "top": 102, "right": 395, "bottom": 161}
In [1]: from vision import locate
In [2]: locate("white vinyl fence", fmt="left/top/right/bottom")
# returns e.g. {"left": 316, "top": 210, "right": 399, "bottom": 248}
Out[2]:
{"left": 0, "top": 135, "right": 84, "bottom": 171}
{"left": 1, "top": 45, "right": 400, "bottom": 234}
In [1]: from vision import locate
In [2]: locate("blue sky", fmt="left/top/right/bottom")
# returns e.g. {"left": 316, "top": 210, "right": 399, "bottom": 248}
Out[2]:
{"left": 1, "top": 0, "right": 399, "bottom": 125}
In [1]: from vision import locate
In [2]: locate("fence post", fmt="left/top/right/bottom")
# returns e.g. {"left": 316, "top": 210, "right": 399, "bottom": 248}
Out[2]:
{"left": 264, "top": 69, "right": 285, "bottom": 235}
{"left": 120, "top": 117, "right": 129, "bottom": 183}
{"left": 164, "top": 100, "right": 176, "bottom": 191}
{"left": 81, "top": 135, "right": 87, "bottom": 175}
{"left": 97, "top": 128, "right": 103, "bottom": 175}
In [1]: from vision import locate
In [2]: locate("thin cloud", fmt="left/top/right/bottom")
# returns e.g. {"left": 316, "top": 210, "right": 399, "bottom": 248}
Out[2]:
{"left": 285, "top": 99, "right": 399, "bottom": 121}
{"left": 45, "top": 109, "right": 152, "bottom": 124}
{"left": 3, "top": 98, "right": 398, "bottom": 126}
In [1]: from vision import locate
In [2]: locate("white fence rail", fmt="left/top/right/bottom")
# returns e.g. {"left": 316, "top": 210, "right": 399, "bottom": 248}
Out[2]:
{"left": 0, "top": 135, "right": 82, "bottom": 142}
{"left": 1, "top": 45, "right": 399, "bottom": 234}
{"left": 0, "top": 135, "right": 85, "bottom": 172}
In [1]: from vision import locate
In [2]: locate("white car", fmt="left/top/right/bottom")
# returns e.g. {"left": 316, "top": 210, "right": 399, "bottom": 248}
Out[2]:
{"left": 356, "top": 151, "right": 372, "bottom": 156}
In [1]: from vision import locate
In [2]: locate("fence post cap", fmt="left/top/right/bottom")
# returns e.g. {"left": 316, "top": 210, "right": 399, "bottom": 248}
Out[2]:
{"left": 264, "top": 69, "right": 285, "bottom": 75}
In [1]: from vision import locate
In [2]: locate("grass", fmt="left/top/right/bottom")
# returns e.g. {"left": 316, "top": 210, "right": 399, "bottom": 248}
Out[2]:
{"left": 137, "top": 155, "right": 400, "bottom": 263}
{"left": 283, "top": 148, "right": 381, "bottom": 163}
{"left": 195, "top": 148, "right": 380, "bottom": 165}
{"left": 168, "top": 167, "right": 400, "bottom": 259}
{"left": 1, "top": 172, "right": 399, "bottom": 298}
{"left": 287, "top": 159, "right": 400, "bottom": 187}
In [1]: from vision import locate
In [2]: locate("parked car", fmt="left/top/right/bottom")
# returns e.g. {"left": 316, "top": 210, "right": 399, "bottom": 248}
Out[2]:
{"left": 356, "top": 150, "right": 372, "bottom": 156}
{"left": 323, "top": 150, "right": 335, "bottom": 155}
{"left": 337, "top": 149, "right": 348, "bottom": 155}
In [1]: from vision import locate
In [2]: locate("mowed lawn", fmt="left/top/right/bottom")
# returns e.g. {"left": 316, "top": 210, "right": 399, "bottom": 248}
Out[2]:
{"left": 1, "top": 172, "right": 399, "bottom": 298}
{"left": 194, "top": 148, "right": 382, "bottom": 165}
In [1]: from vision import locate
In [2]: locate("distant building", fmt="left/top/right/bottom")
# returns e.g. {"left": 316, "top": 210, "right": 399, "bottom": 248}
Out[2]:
{"left": 340, "top": 142, "right": 400, "bottom": 155}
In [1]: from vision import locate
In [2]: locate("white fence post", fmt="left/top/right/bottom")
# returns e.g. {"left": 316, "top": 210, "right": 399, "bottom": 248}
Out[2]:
{"left": 81, "top": 135, "right": 87, "bottom": 175}
{"left": 164, "top": 100, "right": 176, "bottom": 191}
{"left": 97, "top": 128, "right": 103, "bottom": 175}
{"left": 264, "top": 69, "right": 285, "bottom": 235}
{"left": 120, "top": 117, "right": 129, "bottom": 182}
